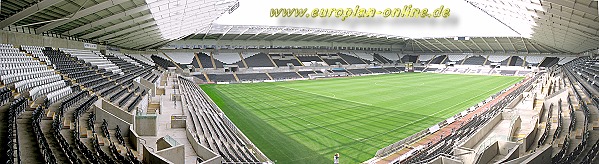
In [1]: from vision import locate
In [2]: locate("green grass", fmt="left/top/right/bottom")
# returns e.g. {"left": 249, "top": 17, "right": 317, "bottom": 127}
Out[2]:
{"left": 201, "top": 73, "right": 523, "bottom": 164}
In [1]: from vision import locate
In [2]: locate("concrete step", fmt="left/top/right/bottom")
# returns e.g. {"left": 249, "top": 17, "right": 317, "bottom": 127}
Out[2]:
{"left": 16, "top": 111, "right": 44, "bottom": 164}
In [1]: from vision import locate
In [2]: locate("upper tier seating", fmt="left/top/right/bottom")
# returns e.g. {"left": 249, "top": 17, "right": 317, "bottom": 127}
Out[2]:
{"left": 296, "top": 55, "right": 323, "bottom": 63}
{"left": 193, "top": 53, "right": 215, "bottom": 68}
{"left": 510, "top": 56, "right": 524, "bottom": 66}
{"left": 244, "top": 53, "right": 274, "bottom": 67}
{"left": 352, "top": 52, "right": 373, "bottom": 64}
{"left": 164, "top": 52, "right": 194, "bottom": 65}
{"left": 401, "top": 55, "right": 418, "bottom": 63}
{"left": 525, "top": 56, "right": 544, "bottom": 66}
{"left": 152, "top": 55, "right": 177, "bottom": 69}
{"left": 461, "top": 55, "right": 486, "bottom": 65}
{"left": 429, "top": 55, "right": 447, "bottom": 64}
{"left": 62, "top": 48, "right": 122, "bottom": 74}
{"left": 373, "top": 53, "right": 393, "bottom": 64}
{"left": 21, "top": 45, "right": 51, "bottom": 64}
{"left": 127, "top": 54, "right": 155, "bottom": 66}
{"left": 487, "top": 56, "right": 510, "bottom": 65}
{"left": 214, "top": 53, "right": 243, "bottom": 67}
{"left": 320, "top": 54, "right": 348, "bottom": 66}
{"left": 538, "top": 57, "right": 559, "bottom": 67}
{"left": 379, "top": 53, "right": 400, "bottom": 64}
{"left": 109, "top": 51, "right": 141, "bottom": 67}
{"left": 338, "top": 53, "right": 367, "bottom": 64}
{"left": 270, "top": 54, "right": 302, "bottom": 67}
{"left": 418, "top": 55, "right": 435, "bottom": 64}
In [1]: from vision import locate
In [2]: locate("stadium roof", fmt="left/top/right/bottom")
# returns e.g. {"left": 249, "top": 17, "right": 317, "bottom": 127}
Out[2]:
{"left": 0, "top": 0, "right": 597, "bottom": 53}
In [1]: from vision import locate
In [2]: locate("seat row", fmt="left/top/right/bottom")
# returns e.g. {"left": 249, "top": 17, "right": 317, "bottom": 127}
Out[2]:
{"left": 46, "top": 86, "right": 73, "bottom": 105}
{"left": 14, "top": 74, "right": 61, "bottom": 93}
{"left": 0, "top": 64, "right": 48, "bottom": 76}
{"left": 31, "top": 106, "right": 58, "bottom": 164}
{"left": 21, "top": 45, "right": 50, "bottom": 64}
{"left": 0, "top": 87, "right": 11, "bottom": 106}
{"left": 179, "top": 77, "right": 261, "bottom": 163}
{"left": 1, "top": 70, "right": 54, "bottom": 85}
{"left": 29, "top": 80, "right": 66, "bottom": 100}
{"left": 6, "top": 97, "right": 29, "bottom": 164}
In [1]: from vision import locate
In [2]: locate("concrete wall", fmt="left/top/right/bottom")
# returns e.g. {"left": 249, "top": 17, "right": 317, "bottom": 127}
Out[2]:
{"left": 510, "top": 116, "right": 522, "bottom": 138}
{"left": 129, "top": 126, "right": 140, "bottom": 151}
{"left": 497, "top": 142, "right": 521, "bottom": 163}
{"left": 543, "top": 88, "right": 569, "bottom": 106}
{"left": 505, "top": 94, "right": 523, "bottom": 109}
{"left": 0, "top": 30, "right": 104, "bottom": 50}
{"left": 94, "top": 105, "right": 131, "bottom": 136}
{"left": 142, "top": 145, "right": 174, "bottom": 164}
{"left": 524, "top": 121, "right": 539, "bottom": 152}
{"left": 139, "top": 76, "right": 157, "bottom": 98}
{"left": 101, "top": 99, "right": 134, "bottom": 124}
{"left": 185, "top": 128, "right": 222, "bottom": 164}
{"left": 430, "top": 156, "right": 464, "bottom": 164}
{"left": 135, "top": 114, "right": 157, "bottom": 136}
{"left": 454, "top": 147, "right": 475, "bottom": 164}
{"left": 505, "top": 146, "right": 552, "bottom": 164}
{"left": 477, "top": 141, "right": 499, "bottom": 164}
{"left": 155, "top": 145, "right": 185, "bottom": 164}
{"left": 461, "top": 113, "right": 504, "bottom": 148}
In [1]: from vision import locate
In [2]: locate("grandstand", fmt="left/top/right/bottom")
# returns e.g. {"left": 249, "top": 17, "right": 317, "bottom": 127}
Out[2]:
{"left": 0, "top": 0, "right": 598, "bottom": 164}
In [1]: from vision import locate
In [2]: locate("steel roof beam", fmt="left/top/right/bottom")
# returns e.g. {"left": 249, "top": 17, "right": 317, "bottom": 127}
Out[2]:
{"left": 36, "top": 0, "right": 129, "bottom": 34}
{"left": 64, "top": 5, "right": 149, "bottom": 35}
{"left": 0, "top": 0, "right": 65, "bottom": 28}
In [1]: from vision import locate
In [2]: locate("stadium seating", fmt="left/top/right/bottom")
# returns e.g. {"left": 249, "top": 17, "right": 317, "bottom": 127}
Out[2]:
{"left": 271, "top": 54, "right": 302, "bottom": 67}
{"left": 152, "top": 55, "right": 177, "bottom": 69}
{"left": 428, "top": 55, "right": 447, "bottom": 64}
{"left": 373, "top": 53, "right": 393, "bottom": 64}
{"left": 524, "top": 56, "right": 544, "bottom": 66}
{"left": 207, "top": 74, "right": 236, "bottom": 82}
{"left": 352, "top": 52, "right": 374, "bottom": 64}
{"left": 236, "top": 73, "right": 271, "bottom": 81}
{"left": 368, "top": 68, "right": 389, "bottom": 74}
{"left": 214, "top": 53, "right": 244, "bottom": 68}
{"left": 296, "top": 54, "right": 323, "bottom": 63}
{"left": 296, "top": 71, "right": 316, "bottom": 78}
{"left": 461, "top": 55, "right": 486, "bottom": 65}
{"left": 267, "top": 72, "right": 301, "bottom": 80}
{"left": 21, "top": 45, "right": 51, "bottom": 64}
{"left": 510, "top": 56, "right": 524, "bottom": 66}
{"left": 320, "top": 54, "right": 348, "bottom": 66}
{"left": 347, "top": 69, "right": 372, "bottom": 75}
{"left": 178, "top": 77, "right": 261, "bottom": 163}
{"left": 338, "top": 53, "right": 367, "bottom": 64}
{"left": 538, "top": 57, "right": 559, "bottom": 67}
{"left": 384, "top": 67, "right": 402, "bottom": 73}
{"left": 243, "top": 53, "right": 274, "bottom": 67}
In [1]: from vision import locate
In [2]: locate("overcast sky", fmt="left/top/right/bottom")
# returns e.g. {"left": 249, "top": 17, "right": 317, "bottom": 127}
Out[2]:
{"left": 214, "top": 0, "right": 521, "bottom": 38}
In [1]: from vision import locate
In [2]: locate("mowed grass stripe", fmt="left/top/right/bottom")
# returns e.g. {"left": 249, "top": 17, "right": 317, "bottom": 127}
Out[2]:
{"left": 201, "top": 73, "right": 523, "bottom": 163}
{"left": 218, "top": 84, "right": 383, "bottom": 162}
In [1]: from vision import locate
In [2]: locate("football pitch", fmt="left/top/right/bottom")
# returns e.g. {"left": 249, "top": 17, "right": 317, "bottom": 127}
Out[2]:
{"left": 201, "top": 73, "right": 523, "bottom": 163}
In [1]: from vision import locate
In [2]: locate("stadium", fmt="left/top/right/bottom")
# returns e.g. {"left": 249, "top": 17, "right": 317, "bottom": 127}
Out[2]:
{"left": 0, "top": 0, "right": 598, "bottom": 163}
